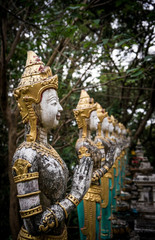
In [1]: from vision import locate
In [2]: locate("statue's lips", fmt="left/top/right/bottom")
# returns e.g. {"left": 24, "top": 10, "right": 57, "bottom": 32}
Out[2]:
{"left": 56, "top": 114, "right": 61, "bottom": 120}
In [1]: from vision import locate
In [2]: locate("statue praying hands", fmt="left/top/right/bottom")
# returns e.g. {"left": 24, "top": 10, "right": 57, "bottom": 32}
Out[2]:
{"left": 12, "top": 51, "right": 93, "bottom": 239}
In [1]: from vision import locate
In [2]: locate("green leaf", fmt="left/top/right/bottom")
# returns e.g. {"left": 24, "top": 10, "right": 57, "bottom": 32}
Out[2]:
{"left": 126, "top": 68, "right": 140, "bottom": 74}
{"left": 68, "top": 6, "right": 81, "bottom": 10}
{"left": 144, "top": 55, "right": 153, "bottom": 61}
{"left": 102, "top": 39, "right": 109, "bottom": 44}
{"left": 117, "top": 38, "right": 131, "bottom": 47}
{"left": 131, "top": 70, "right": 143, "bottom": 77}
{"left": 93, "top": 19, "right": 100, "bottom": 25}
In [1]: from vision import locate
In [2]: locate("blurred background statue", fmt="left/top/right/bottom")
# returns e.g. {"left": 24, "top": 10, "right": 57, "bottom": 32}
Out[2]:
{"left": 73, "top": 90, "right": 102, "bottom": 240}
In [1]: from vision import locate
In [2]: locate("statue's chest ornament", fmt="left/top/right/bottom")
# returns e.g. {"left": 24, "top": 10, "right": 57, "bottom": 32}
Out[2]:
{"left": 78, "top": 146, "right": 91, "bottom": 159}
{"left": 17, "top": 141, "right": 64, "bottom": 169}
{"left": 95, "top": 141, "right": 104, "bottom": 149}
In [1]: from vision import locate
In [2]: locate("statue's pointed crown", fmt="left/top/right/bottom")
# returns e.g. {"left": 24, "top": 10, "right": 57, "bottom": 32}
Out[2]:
{"left": 76, "top": 90, "right": 94, "bottom": 110}
{"left": 17, "top": 51, "right": 58, "bottom": 89}
{"left": 119, "top": 122, "right": 125, "bottom": 130}
{"left": 96, "top": 103, "right": 108, "bottom": 122}
{"left": 107, "top": 116, "right": 112, "bottom": 123}
{"left": 110, "top": 115, "right": 118, "bottom": 126}
{"left": 73, "top": 90, "right": 97, "bottom": 129}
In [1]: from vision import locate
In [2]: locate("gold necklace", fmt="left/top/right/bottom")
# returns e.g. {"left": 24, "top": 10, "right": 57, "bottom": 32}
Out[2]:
{"left": 17, "top": 141, "right": 64, "bottom": 169}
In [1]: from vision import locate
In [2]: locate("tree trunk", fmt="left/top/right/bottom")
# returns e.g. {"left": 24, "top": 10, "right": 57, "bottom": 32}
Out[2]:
{"left": 8, "top": 109, "right": 21, "bottom": 240}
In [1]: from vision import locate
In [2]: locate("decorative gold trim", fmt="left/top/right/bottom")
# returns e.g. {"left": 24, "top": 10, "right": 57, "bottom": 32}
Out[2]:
{"left": 17, "top": 190, "right": 41, "bottom": 198}
{"left": 83, "top": 185, "right": 101, "bottom": 202}
{"left": 81, "top": 199, "right": 96, "bottom": 239}
{"left": 96, "top": 141, "right": 104, "bottom": 149}
{"left": 101, "top": 176, "right": 109, "bottom": 208}
{"left": 57, "top": 202, "right": 68, "bottom": 219}
{"left": 18, "top": 226, "right": 40, "bottom": 240}
{"left": 104, "top": 165, "right": 109, "bottom": 171}
{"left": 13, "top": 159, "right": 32, "bottom": 176}
{"left": 111, "top": 138, "right": 116, "bottom": 143}
{"left": 87, "top": 138, "right": 97, "bottom": 148}
{"left": 20, "top": 205, "right": 42, "bottom": 218}
{"left": 66, "top": 194, "right": 80, "bottom": 207}
{"left": 101, "top": 233, "right": 109, "bottom": 237}
{"left": 18, "top": 226, "right": 67, "bottom": 240}
{"left": 82, "top": 185, "right": 101, "bottom": 239}
{"left": 104, "top": 172, "right": 112, "bottom": 178}
{"left": 115, "top": 159, "right": 119, "bottom": 177}
{"left": 44, "top": 225, "right": 67, "bottom": 240}
{"left": 98, "top": 136, "right": 109, "bottom": 144}
{"left": 78, "top": 146, "right": 90, "bottom": 159}
{"left": 92, "top": 171, "right": 101, "bottom": 182}
{"left": 17, "top": 141, "right": 64, "bottom": 169}
{"left": 39, "top": 208, "right": 58, "bottom": 232}
{"left": 14, "top": 172, "right": 39, "bottom": 183}
{"left": 109, "top": 167, "right": 114, "bottom": 190}
{"left": 47, "top": 208, "right": 58, "bottom": 228}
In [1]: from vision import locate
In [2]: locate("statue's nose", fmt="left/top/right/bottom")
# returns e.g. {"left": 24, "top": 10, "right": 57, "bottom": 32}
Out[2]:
{"left": 59, "top": 103, "right": 63, "bottom": 112}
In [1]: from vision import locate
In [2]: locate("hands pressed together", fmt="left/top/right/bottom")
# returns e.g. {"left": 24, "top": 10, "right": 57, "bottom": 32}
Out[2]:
{"left": 70, "top": 156, "right": 93, "bottom": 201}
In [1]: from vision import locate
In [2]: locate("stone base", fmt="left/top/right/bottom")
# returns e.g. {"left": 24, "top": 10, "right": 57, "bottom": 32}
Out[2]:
{"left": 134, "top": 219, "right": 155, "bottom": 233}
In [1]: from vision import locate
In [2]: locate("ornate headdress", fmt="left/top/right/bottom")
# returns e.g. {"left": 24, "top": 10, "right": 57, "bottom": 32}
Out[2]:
{"left": 119, "top": 123, "right": 125, "bottom": 130}
{"left": 107, "top": 116, "right": 112, "bottom": 123}
{"left": 96, "top": 103, "right": 108, "bottom": 122}
{"left": 127, "top": 128, "right": 131, "bottom": 136}
{"left": 14, "top": 51, "right": 58, "bottom": 142}
{"left": 73, "top": 90, "right": 97, "bottom": 138}
{"left": 96, "top": 103, "right": 108, "bottom": 136}
{"left": 110, "top": 115, "right": 118, "bottom": 127}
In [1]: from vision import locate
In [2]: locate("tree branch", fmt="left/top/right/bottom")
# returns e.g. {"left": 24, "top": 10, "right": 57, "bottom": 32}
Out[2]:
{"left": 47, "top": 38, "right": 70, "bottom": 66}
{"left": 0, "top": 10, "right": 8, "bottom": 115}
{"left": 6, "top": 8, "right": 29, "bottom": 63}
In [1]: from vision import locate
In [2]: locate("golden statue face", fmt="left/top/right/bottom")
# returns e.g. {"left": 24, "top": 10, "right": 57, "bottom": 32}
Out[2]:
{"left": 39, "top": 89, "right": 63, "bottom": 130}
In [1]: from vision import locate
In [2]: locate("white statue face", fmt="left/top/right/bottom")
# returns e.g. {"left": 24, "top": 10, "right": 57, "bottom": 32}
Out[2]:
{"left": 122, "top": 129, "right": 127, "bottom": 135}
{"left": 117, "top": 126, "right": 121, "bottom": 134}
{"left": 40, "top": 89, "right": 63, "bottom": 130}
{"left": 115, "top": 125, "right": 118, "bottom": 132}
{"left": 101, "top": 117, "right": 109, "bottom": 131}
{"left": 108, "top": 123, "right": 114, "bottom": 133}
{"left": 89, "top": 110, "right": 100, "bottom": 131}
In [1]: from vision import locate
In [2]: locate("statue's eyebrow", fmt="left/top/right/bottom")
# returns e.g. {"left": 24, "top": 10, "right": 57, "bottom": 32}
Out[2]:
{"left": 46, "top": 96, "right": 58, "bottom": 103}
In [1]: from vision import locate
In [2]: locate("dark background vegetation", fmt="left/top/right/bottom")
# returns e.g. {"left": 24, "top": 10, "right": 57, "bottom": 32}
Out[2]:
{"left": 0, "top": 0, "right": 155, "bottom": 239}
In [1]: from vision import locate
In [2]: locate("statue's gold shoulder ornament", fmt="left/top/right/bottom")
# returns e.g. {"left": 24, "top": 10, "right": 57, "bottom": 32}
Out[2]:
{"left": 12, "top": 158, "right": 39, "bottom": 183}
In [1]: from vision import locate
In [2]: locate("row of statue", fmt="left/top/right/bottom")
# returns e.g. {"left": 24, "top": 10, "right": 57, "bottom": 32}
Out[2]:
{"left": 12, "top": 51, "right": 131, "bottom": 240}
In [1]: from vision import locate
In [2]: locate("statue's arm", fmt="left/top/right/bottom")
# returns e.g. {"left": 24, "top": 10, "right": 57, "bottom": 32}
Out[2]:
{"left": 12, "top": 147, "right": 93, "bottom": 235}
{"left": 12, "top": 148, "right": 45, "bottom": 235}
{"left": 92, "top": 138, "right": 116, "bottom": 181}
